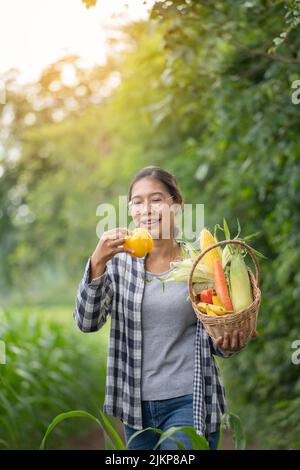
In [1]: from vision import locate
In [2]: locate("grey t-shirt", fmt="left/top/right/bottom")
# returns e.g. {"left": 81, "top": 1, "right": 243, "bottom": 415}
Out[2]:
{"left": 141, "top": 267, "right": 197, "bottom": 401}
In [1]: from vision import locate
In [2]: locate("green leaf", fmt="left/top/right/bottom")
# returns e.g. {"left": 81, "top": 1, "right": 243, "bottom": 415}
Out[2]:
{"left": 247, "top": 246, "right": 268, "bottom": 260}
{"left": 273, "top": 37, "right": 284, "bottom": 46}
{"left": 223, "top": 217, "right": 231, "bottom": 240}
{"left": 99, "top": 409, "right": 126, "bottom": 450}
{"left": 242, "top": 232, "right": 261, "bottom": 241}
{"left": 154, "top": 426, "right": 209, "bottom": 450}
{"left": 234, "top": 218, "right": 241, "bottom": 239}
{"left": 104, "top": 433, "right": 116, "bottom": 450}
{"left": 217, "top": 415, "right": 226, "bottom": 450}
{"left": 214, "top": 223, "right": 225, "bottom": 242}
{"left": 126, "top": 425, "right": 209, "bottom": 450}
{"left": 227, "top": 413, "right": 246, "bottom": 450}
{"left": 126, "top": 426, "right": 163, "bottom": 448}
{"left": 214, "top": 224, "right": 220, "bottom": 242}
{"left": 40, "top": 410, "right": 103, "bottom": 450}
{"left": 0, "top": 438, "right": 9, "bottom": 449}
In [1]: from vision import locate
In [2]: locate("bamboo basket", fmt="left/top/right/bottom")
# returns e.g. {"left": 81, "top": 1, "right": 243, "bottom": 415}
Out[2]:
{"left": 188, "top": 239, "right": 261, "bottom": 341}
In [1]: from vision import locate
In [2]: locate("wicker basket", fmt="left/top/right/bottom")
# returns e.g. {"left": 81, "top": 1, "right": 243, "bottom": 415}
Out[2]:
{"left": 188, "top": 239, "right": 261, "bottom": 341}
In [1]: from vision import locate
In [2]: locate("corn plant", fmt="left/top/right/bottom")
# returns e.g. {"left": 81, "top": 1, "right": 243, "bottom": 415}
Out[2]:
{"left": 0, "top": 306, "right": 108, "bottom": 449}
{"left": 40, "top": 409, "right": 246, "bottom": 450}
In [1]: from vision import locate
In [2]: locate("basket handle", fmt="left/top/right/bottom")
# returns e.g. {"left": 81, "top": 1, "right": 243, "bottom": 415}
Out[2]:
{"left": 188, "top": 239, "right": 260, "bottom": 304}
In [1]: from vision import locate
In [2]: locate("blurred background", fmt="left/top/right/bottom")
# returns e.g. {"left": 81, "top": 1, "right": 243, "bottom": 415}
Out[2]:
{"left": 0, "top": 0, "right": 299, "bottom": 450}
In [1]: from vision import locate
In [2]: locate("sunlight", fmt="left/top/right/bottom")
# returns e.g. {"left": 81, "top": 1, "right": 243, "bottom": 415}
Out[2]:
{"left": 0, "top": 0, "right": 154, "bottom": 84}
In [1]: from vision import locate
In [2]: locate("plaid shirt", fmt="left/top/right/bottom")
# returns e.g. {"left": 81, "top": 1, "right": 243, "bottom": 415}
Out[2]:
{"left": 73, "top": 241, "right": 234, "bottom": 437}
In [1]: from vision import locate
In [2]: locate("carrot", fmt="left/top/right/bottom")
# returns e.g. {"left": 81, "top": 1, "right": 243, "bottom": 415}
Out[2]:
{"left": 213, "top": 259, "right": 233, "bottom": 311}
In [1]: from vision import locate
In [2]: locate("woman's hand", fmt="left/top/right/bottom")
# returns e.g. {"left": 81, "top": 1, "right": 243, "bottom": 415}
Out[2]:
{"left": 214, "top": 330, "right": 258, "bottom": 352}
{"left": 90, "top": 227, "right": 134, "bottom": 280}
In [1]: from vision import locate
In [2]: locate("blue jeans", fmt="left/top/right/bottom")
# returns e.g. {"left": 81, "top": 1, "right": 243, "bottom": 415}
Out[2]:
{"left": 123, "top": 394, "right": 220, "bottom": 450}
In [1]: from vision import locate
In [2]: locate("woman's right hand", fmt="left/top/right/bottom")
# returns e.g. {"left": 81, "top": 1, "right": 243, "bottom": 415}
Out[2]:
{"left": 90, "top": 227, "right": 133, "bottom": 279}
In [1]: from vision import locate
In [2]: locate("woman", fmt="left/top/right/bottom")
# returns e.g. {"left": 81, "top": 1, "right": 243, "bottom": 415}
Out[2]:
{"left": 74, "top": 166, "right": 253, "bottom": 450}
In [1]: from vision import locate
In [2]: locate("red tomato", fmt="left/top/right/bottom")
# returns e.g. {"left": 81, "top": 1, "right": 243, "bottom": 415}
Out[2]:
{"left": 200, "top": 288, "right": 214, "bottom": 304}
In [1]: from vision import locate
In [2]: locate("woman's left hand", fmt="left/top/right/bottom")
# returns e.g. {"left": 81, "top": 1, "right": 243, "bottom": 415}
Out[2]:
{"left": 214, "top": 330, "right": 258, "bottom": 352}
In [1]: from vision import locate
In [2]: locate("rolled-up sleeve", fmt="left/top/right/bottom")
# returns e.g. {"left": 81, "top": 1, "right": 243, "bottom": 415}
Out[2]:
{"left": 73, "top": 257, "right": 114, "bottom": 332}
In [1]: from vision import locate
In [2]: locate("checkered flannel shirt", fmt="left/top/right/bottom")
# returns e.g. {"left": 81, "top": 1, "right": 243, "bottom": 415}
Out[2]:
{"left": 73, "top": 240, "right": 235, "bottom": 437}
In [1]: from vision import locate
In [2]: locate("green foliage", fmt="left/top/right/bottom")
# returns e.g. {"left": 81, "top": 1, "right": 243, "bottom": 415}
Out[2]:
{"left": 40, "top": 409, "right": 126, "bottom": 450}
{"left": 127, "top": 425, "right": 209, "bottom": 450}
{"left": 0, "top": 307, "right": 109, "bottom": 449}
{"left": 41, "top": 408, "right": 245, "bottom": 450}
{"left": 220, "top": 413, "right": 246, "bottom": 450}
{"left": 270, "top": 0, "right": 300, "bottom": 52}
{"left": 1, "top": 0, "right": 299, "bottom": 450}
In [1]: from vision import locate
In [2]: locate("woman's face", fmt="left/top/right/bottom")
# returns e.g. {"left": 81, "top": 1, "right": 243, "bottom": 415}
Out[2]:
{"left": 129, "top": 177, "right": 179, "bottom": 240}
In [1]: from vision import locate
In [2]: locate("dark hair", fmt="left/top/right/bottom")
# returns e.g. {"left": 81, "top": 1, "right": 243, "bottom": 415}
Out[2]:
{"left": 128, "top": 166, "right": 184, "bottom": 208}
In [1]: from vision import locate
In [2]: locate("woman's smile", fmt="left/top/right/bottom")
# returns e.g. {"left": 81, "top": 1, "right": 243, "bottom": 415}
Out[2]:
{"left": 140, "top": 217, "right": 161, "bottom": 228}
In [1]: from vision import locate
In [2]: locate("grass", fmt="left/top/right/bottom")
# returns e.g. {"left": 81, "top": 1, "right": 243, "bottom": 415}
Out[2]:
{"left": 0, "top": 304, "right": 110, "bottom": 449}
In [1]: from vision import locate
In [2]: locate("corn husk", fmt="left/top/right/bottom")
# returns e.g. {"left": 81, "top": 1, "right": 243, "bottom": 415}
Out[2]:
{"left": 229, "top": 252, "right": 253, "bottom": 311}
{"left": 156, "top": 239, "right": 214, "bottom": 293}
{"left": 163, "top": 257, "right": 214, "bottom": 285}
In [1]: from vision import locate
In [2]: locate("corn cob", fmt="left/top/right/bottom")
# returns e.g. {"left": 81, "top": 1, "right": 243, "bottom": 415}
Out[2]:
{"left": 200, "top": 228, "right": 222, "bottom": 270}
{"left": 229, "top": 252, "right": 253, "bottom": 311}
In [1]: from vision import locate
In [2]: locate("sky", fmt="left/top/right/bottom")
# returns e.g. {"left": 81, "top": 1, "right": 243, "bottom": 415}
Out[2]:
{"left": 0, "top": 0, "right": 154, "bottom": 84}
